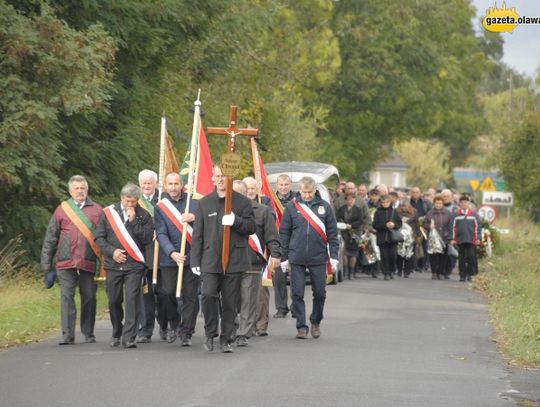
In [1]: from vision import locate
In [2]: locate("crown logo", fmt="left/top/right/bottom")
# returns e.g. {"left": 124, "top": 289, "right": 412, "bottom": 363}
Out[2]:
{"left": 482, "top": 2, "right": 519, "bottom": 33}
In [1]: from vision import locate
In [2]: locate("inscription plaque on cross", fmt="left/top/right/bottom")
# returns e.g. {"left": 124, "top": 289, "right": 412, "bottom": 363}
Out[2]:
{"left": 207, "top": 106, "right": 259, "bottom": 272}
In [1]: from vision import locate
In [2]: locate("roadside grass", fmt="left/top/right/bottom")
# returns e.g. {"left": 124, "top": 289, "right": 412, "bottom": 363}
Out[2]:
{"left": 0, "top": 277, "right": 109, "bottom": 348}
{"left": 476, "top": 215, "right": 540, "bottom": 368}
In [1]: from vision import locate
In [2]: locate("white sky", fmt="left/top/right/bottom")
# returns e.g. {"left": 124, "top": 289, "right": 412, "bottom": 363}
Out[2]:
{"left": 472, "top": 0, "right": 540, "bottom": 79}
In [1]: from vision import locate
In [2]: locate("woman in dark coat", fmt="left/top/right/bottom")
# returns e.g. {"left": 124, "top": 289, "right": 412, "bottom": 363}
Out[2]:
{"left": 372, "top": 195, "right": 402, "bottom": 280}
{"left": 337, "top": 194, "right": 364, "bottom": 280}
{"left": 396, "top": 202, "right": 419, "bottom": 278}
{"left": 424, "top": 194, "right": 452, "bottom": 280}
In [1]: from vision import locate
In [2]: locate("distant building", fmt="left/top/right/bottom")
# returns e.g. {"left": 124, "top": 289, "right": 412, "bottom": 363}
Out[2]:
{"left": 369, "top": 152, "right": 408, "bottom": 189}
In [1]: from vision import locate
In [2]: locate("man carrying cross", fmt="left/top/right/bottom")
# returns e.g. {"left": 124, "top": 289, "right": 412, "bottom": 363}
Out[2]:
{"left": 190, "top": 165, "right": 256, "bottom": 353}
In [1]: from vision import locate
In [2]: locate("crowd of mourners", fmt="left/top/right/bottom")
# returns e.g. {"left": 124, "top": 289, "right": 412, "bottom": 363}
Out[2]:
{"left": 332, "top": 181, "right": 482, "bottom": 283}
{"left": 40, "top": 170, "right": 483, "bottom": 351}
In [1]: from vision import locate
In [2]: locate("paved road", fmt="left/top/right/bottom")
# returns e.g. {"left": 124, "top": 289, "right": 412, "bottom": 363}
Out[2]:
{"left": 1, "top": 273, "right": 538, "bottom": 407}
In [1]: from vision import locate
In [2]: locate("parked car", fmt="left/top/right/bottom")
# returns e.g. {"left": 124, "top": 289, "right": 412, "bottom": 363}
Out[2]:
{"left": 264, "top": 161, "right": 344, "bottom": 284}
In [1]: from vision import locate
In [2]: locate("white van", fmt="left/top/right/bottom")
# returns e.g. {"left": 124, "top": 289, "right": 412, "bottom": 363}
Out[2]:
{"left": 264, "top": 161, "right": 340, "bottom": 205}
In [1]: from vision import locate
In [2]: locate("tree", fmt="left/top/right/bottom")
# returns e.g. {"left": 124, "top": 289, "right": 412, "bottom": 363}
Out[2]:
{"left": 393, "top": 138, "right": 451, "bottom": 190}
{"left": 0, "top": 1, "right": 116, "bottom": 257}
{"left": 321, "top": 0, "right": 490, "bottom": 179}
{"left": 498, "top": 112, "right": 540, "bottom": 220}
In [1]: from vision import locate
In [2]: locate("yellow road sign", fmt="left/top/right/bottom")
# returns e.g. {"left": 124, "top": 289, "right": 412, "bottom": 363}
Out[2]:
{"left": 480, "top": 176, "right": 496, "bottom": 192}
{"left": 469, "top": 180, "right": 480, "bottom": 191}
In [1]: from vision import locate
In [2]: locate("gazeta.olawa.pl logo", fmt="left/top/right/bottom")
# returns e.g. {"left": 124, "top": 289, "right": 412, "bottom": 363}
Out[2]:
{"left": 482, "top": 2, "right": 540, "bottom": 33}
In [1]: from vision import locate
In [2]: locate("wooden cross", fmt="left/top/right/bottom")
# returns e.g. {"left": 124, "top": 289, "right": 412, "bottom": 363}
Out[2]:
{"left": 207, "top": 106, "right": 259, "bottom": 272}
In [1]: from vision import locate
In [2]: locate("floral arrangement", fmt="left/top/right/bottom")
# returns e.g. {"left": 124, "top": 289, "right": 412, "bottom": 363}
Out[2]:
{"left": 477, "top": 220, "right": 499, "bottom": 259}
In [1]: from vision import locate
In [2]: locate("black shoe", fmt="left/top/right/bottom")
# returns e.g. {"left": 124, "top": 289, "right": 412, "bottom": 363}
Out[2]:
{"left": 123, "top": 340, "right": 137, "bottom": 349}
{"left": 255, "top": 330, "right": 268, "bottom": 337}
{"left": 459, "top": 278, "right": 466, "bottom": 282}
{"left": 273, "top": 311, "right": 287, "bottom": 319}
{"left": 180, "top": 335, "right": 192, "bottom": 347}
{"left": 109, "top": 337, "right": 121, "bottom": 347}
{"left": 467, "top": 276, "right": 472, "bottom": 282}
{"left": 204, "top": 337, "right": 214, "bottom": 352}
{"left": 236, "top": 335, "right": 248, "bottom": 347}
{"left": 444, "top": 275, "right": 451, "bottom": 280}
{"left": 58, "top": 338, "right": 75, "bottom": 346}
{"left": 84, "top": 335, "right": 96, "bottom": 344}
{"left": 159, "top": 329, "right": 167, "bottom": 341}
{"left": 136, "top": 336, "right": 151, "bottom": 344}
{"left": 166, "top": 329, "right": 177, "bottom": 343}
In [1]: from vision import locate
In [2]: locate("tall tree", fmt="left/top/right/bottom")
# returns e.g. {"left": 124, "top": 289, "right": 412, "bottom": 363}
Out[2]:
{"left": 0, "top": 1, "right": 116, "bottom": 257}
{"left": 322, "top": 0, "right": 490, "bottom": 179}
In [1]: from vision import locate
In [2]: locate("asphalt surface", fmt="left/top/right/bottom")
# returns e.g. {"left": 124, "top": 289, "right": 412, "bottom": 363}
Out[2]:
{"left": 1, "top": 272, "right": 538, "bottom": 407}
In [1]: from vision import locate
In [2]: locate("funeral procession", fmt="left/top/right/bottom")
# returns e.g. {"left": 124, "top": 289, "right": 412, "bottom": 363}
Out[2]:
{"left": 1, "top": 1, "right": 540, "bottom": 406}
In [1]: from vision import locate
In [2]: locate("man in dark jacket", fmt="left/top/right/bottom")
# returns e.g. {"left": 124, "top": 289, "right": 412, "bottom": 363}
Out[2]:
{"left": 410, "top": 186, "right": 432, "bottom": 272}
{"left": 273, "top": 173, "right": 294, "bottom": 318}
{"left": 155, "top": 172, "right": 198, "bottom": 346}
{"left": 95, "top": 183, "right": 154, "bottom": 348}
{"left": 190, "top": 166, "right": 256, "bottom": 353}
{"left": 235, "top": 178, "right": 281, "bottom": 346}
{"left": 136, "top": 169, "right": 159, "bottom": 343}
{"left": 280, "top": 176, "right": 339, "bottom": 340}
{"left": 41, "top": 175, "right": 104, "bottom": 345}
{"left": 450, "top": 195, "right": 482, "bottom": 282}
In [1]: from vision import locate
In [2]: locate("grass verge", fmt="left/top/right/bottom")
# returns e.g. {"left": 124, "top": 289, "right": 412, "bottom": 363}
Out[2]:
{"left": 475, "top": 215, "right": 540, "bottom": 369}
{"left": 0, "top": 277, "right": 109, "bottom": 349}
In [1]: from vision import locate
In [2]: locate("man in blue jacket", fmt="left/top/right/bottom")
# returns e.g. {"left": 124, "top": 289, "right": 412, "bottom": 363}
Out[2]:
{"left": 154, "top": 172, "right": 198, "bottom": 346}
{"left": 280, "top": 176, "right": 339, "bottom": 339}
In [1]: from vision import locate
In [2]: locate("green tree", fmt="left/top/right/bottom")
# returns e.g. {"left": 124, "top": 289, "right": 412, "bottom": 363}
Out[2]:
{"left": 393, "top": 138, "right": 451, "bottom": 190}
{"left": 0, "top": 1, "right": 116, "bottom": 257}
{"left": 321, "top": 0, "right": 490, "bottom": 180}
{"left": 498, "top": 112, "right": 540, "bottom": 220}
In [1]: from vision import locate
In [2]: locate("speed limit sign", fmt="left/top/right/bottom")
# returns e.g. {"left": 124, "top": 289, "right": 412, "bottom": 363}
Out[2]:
{"left": 478, "top": 205, "right": 496, "bottom": 224}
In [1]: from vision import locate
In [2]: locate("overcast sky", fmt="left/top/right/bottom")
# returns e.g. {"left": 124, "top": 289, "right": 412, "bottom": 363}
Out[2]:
{"left": 472, "top": 0, "right": 540, "bottom": 79}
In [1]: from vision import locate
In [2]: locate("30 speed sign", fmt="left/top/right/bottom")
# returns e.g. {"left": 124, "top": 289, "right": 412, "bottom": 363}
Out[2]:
{"left": 478, "top": 205, "right": 496, "bottom": 224}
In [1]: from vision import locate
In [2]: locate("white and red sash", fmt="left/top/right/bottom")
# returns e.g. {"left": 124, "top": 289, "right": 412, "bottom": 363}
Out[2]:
{"left": 156, "top": 197, "right": 193, "bottom": 244}
{"left": 103, "top": 205, "right": 145, "bottom": 264}
{"left": 248, "top": 233, "right": 267, "bottom": 262}
{"left": 292, "top": 199, "right": 333, "bottom": 283}
{"left": 248, "top": 233, "right": 273, "bottom": 286}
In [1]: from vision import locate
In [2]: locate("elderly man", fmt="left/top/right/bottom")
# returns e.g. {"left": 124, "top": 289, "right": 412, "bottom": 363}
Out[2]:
{"left": 273, "top": 174, "right": 294, "bottom": 319}
{"left": 136, "top": 169, "right": 160, "bottom": 343}
{"left": 410, "top": 186, "right": 432, "bottom": 273}
{"left": 357, "top": 184, "right": 369, "bottom": 200}
{"left": 440, "top": 189, "right": 458, "bottom": 279}
{"left": 280, "top": 176, "right": 339, "bottom": 339}
{"left": 451, "top": 196, "right": 482, "bottom": 282}
{"left": 190, "top": 166, "right": 256, "bottom": 353}
{"left": 95, "top": 183, "right": 154, "bottom": 348}
{"left": 155, "top": 172, "right": 198, "bottom": 346}
{"left": 234, "top": 177, "right": 281, "bottom": 346}
{"left": 41, "top": 175, "right": 104, "bottom": 345}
